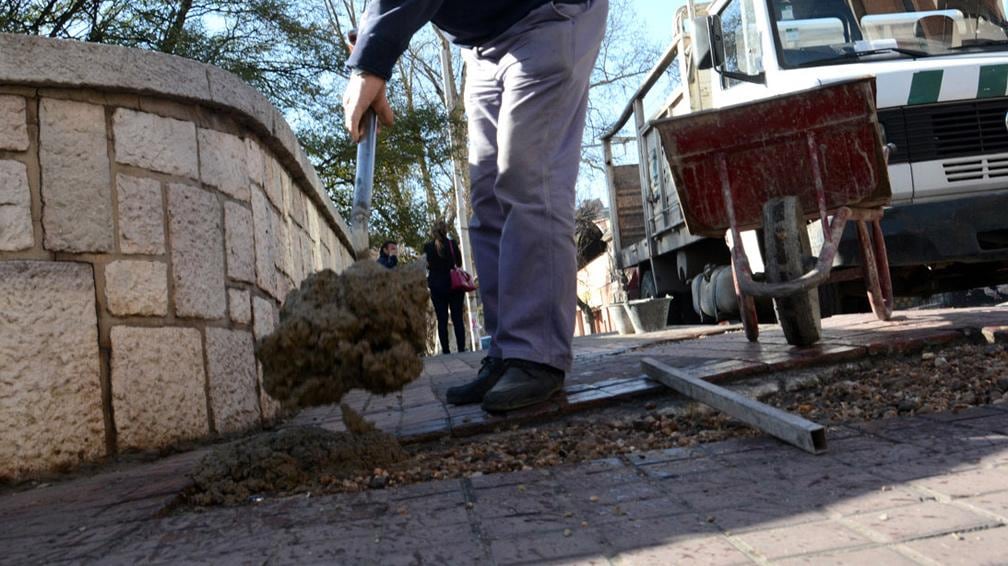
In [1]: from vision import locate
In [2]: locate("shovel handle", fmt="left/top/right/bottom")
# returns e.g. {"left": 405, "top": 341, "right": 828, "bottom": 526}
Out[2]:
{"left": 350, "top": 109, "right": 378, "bottom": 256}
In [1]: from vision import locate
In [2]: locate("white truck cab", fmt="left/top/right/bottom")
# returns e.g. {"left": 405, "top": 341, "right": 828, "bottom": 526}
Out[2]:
{"left": 603, "top": 0, "right": 1008, "bottom": 317}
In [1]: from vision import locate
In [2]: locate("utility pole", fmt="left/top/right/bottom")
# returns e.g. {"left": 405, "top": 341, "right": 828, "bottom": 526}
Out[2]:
{"left": 437, "top": 33, "right": 481, "bottom": 352}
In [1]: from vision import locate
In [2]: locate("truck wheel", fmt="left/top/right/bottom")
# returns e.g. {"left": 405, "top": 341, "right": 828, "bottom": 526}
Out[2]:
{"left": 762, "top": 196, "right": 821, "bottom": 346}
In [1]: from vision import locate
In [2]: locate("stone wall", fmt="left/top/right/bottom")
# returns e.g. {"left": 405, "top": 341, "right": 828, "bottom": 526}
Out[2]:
{"left": 0, "top": 34, "right": 356, "bottom": 479}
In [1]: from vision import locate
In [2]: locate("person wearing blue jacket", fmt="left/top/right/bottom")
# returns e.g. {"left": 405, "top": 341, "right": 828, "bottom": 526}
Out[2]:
{"left": 343, "top": 0, "right": 608, "bottom": 413}
{"left": 377, "top": 240, "right": 398, "bottom": 269}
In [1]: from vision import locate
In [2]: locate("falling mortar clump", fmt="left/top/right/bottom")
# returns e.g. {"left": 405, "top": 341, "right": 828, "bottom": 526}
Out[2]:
{"left": 257, "top": 259, "right": 430, "bottom": 407}
{"left": 186, "top": 260, "right": 429, "bottom": 507}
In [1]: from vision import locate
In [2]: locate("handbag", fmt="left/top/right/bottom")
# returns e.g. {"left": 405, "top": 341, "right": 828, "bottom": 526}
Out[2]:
{"left": 447, "top": 240, "right": 476, "bottom": 293}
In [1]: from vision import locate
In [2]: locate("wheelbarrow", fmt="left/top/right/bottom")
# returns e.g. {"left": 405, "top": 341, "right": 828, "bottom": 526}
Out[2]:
{"left": 651, "top": 78, "right": 894, "bottom": 346}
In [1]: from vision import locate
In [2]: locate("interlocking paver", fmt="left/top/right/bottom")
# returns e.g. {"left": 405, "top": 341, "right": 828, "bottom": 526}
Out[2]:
{"left": 903, "top": 524, "right": 1008, "bottom": 566}
{"left": 489, "top": 527, "right": 608, "bottom": 565}
{"left": 611, "top": 533, "right": 753, "bottom": 565}
{"left": 844, "top": 500, "right": 1000, "bottom": 543}
{"left": 963, "top": 490, "right": 1008, "bottom": 521}
{"left": 912, "top": 467, "right": 1008, "bottom": 499}
{"left": 772, "top": 545, "right": 919, "bottom": 566}
{"left": 734, "top": 519, "right": 871, "bottom": 560}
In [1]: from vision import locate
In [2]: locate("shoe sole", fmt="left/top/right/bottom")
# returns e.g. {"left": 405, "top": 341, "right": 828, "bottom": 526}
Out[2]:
{"left": 481, "top": 384, "right": 564, "bottom": 414}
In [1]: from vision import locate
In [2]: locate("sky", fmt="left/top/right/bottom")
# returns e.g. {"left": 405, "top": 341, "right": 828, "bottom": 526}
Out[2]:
{"left": 576, "top": 0, "right": 689, "bottom": 203}
{"left": 636, "top": 0, "right": 688, "bottom": 41}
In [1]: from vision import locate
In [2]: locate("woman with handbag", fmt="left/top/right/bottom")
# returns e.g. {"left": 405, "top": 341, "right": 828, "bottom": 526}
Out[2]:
{"left": 424, "top": 220, "right": 469, "bottom": 355}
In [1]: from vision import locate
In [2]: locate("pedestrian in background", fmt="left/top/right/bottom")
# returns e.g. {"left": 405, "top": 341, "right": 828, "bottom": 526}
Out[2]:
{"left": 377, "top": 240, "right": 398, "bottom": 269}
{"left": 343, "top": 0, "right": 608, "bottom": 412}
{"left": 424, "top": 220, "right": 466, "bottom": 355}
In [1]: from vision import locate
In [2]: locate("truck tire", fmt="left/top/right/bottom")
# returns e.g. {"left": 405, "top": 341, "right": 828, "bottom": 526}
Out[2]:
{"left": 762, "top": 196, "right": 821, "bottom": 346}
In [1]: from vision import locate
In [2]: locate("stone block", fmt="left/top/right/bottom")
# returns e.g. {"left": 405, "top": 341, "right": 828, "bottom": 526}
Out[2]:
{"left": 0, "top": 95, "right": 29, "bottom": 151}
{"left": 271, "top": 107, "right": 302, "bottom": 168}
{"left": 104, "top": 260, "right": 168, "bottom": 317}
{"left": 116, "top": 174, "right": 165, "bottom": 255}
{"left": 288, "top": 184, "right": 307, "bottom": 228}
{"left": 39, "top": 98, "right": 114, "bottom": 253}
{"left": 276, "top": 273, "right": 294, "bottom": 301}
{"left": 252, "top": 295, "right": 277, "bottom": 341}
{"left": 207, "top": 66, "right": 274, "bottom": 131}
{"left": 198, "top": 128, "right": 249, "bottom": 201}
{"left": 262, "top": 156, "right": 284, "bottom": 209}
{"left": 205, "top": 328, "right": 260, "bottom": 434}
{"left": 289, "top": 226, "right": 305, "bottom": 283}
{"left": 274, "top": 218, "right": 293, "bottom": 277}
{"left": 306, "top": 201, "right": 321, "bottom": 243}
{"left": 224, "top": 201, "right": 255, "bottom": 284}
{"left": 110, "top": 326, "right": 208, "bottom": 450}
{"left": 228, "top": 288, "right": 251, "bottom": 324}
{"left": 0, "top": 34, "right": 212, "bottom": 104}
{"left": 299, "top": 229, "right": 317, "bottom": 279}
{"left": 167, "top": 183, "right": 226, "bottom": 319}
{"left": 245, "top": 138, "right": 265, "bottom": 186}
{"left": 113, "top": 108, "right": 198, "bottom": 178}
{"left": 0, "top": 159, "right": 33, "bottom": 251}
{"left": 251, "top": 185, "right": 276, "bottom": 297}
{"left": 0, "top": 261, "right": 105, "bottom": 479}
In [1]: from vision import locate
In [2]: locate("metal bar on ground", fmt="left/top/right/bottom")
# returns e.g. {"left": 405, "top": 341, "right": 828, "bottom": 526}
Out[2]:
{"left": 641, "top": 357, "right": 827, "bottom": 454}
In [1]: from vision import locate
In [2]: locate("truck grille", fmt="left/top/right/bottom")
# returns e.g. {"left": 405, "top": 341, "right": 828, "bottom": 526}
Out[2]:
{"left": 877, "top": 98, "right": 1008, "bottom": 165}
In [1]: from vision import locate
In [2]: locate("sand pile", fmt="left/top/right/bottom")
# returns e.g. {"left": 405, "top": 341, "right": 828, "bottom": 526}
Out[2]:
{"left": 256, "top": 259, "right": 430, "bottom": 407}
{"left": 186, "top": 405, "right": 403, "bottom": 506}
{"left": 184, "top": 259, "right": 430, "bottom": 507}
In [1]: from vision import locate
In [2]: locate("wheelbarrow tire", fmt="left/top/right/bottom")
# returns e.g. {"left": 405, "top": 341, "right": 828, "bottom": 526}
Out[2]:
{"left": 762, "top": 196, "right": 821, "bottom": 347}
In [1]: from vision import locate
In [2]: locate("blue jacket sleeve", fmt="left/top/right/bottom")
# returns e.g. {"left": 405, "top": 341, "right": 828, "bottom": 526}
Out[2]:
{"left": 347, "top": 0, "right": 445, "bottom": 81}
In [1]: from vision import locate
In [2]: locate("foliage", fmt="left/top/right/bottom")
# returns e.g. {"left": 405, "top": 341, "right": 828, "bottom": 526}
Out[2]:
{"left": 1, "top": 0, "right": 660, "bottom": 254}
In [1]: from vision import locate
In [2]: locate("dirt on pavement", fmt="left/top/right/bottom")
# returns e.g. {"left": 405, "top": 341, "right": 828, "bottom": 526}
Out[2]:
{"left": 185, "top": 405, "right": 404, "bottom": 506}
{"left": 182, "top": 341, "right": 1008, "bottom": 507}
{"left": 185, "top": 260, "right": 429, "bottom": 507}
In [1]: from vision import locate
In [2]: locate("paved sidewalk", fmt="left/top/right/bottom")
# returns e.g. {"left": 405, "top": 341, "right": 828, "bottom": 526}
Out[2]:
{"left": 4, "top": 405, "right": 1007, "bottom": 564}
{"left": 6, "top": 306, "right": 1008, "bottom": 565}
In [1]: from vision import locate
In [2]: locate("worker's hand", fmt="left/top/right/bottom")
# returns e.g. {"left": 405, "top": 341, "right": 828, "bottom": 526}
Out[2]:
{"left": 343, "top": 71, "right": 395, "bottom": 143}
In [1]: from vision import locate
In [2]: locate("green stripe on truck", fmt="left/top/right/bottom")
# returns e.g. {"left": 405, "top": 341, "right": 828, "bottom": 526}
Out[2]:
{"left": 908, "top": 70, "right": 943, "bottom": 105}
{"left": 978, "top": 64, "right": 1008, "bottom": 99}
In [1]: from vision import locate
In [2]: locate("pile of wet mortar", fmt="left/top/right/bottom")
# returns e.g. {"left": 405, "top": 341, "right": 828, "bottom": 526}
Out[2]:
{"left": 185, "top": 260, "right": 430, "bottom": 506}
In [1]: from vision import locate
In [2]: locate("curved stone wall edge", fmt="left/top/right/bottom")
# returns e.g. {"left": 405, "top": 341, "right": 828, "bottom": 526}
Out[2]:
{"left": 0, "top": 33, "right": 354, "bottom": 254}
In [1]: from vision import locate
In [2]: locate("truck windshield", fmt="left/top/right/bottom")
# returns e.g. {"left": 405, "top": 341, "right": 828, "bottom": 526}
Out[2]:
{"left": 769, "top": 0, "right": 1008, "bottom": 67}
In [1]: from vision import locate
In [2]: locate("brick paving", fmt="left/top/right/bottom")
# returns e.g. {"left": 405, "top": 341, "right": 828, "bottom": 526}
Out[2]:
{"left": 3, "top": 405, "right": 1007, "bottom": 564}
{"left": 5, "top": 306, "right": 1008, "bottom": 564}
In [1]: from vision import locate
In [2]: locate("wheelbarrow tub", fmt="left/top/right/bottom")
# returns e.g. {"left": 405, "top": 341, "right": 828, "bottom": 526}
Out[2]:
{"left": 651, "top": 78, "right": 892, "bottom": 238}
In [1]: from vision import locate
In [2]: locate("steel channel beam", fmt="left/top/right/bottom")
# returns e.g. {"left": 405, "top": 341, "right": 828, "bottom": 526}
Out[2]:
{"left": 641, "top": 357, "right": 827, "bottom": 454}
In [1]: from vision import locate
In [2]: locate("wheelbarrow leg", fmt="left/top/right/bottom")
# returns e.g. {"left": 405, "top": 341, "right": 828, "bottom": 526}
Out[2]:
{"left": 856, "top": 218, "right": 893, "bottom": 321}
{"left": 731, "top": 250, "right": 760, "bottom": 342}
{"left": 718, "top": 156, "right": 759, "bottom": 342}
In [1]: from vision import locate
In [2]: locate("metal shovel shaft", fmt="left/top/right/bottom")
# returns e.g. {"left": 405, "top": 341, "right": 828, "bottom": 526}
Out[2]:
{"left": 350, "top": 110, "right": 378, "bottom": 258}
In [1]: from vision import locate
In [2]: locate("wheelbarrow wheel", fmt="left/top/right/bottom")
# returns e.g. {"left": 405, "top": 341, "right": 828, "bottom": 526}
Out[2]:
{"left": 762, "top": 196, "right": 821, "bottom": 347}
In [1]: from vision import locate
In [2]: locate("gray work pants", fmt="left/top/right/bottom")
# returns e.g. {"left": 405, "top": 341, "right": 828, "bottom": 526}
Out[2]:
{"left": 464, "top": 0, "right": 607, "bottom": 372}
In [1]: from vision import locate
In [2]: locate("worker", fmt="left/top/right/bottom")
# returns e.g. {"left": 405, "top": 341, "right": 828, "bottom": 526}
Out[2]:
{"left": 343, "top": 0, "right": 608, "bottom": 413}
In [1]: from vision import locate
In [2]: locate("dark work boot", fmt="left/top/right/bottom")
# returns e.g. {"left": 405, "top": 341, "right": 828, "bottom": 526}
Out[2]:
{"left": 446, "top": 356, "right": 506, "bottom": 405}
{"left": 481, "top": 359, "right": 565, "bottom": 414}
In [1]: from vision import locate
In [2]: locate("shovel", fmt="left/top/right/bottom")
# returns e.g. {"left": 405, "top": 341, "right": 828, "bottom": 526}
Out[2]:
{"left": 349, "top": 109, "right": 378, "bottom": 259}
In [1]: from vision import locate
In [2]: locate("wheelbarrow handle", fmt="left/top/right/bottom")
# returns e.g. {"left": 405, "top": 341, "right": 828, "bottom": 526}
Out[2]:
{"left": 350, "top": 109, "right": 378, "bottom": 257}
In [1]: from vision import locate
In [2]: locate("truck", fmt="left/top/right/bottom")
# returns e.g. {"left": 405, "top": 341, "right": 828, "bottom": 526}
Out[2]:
{"left": 602, "top": 0, "right": 1008, "bottom": 323}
